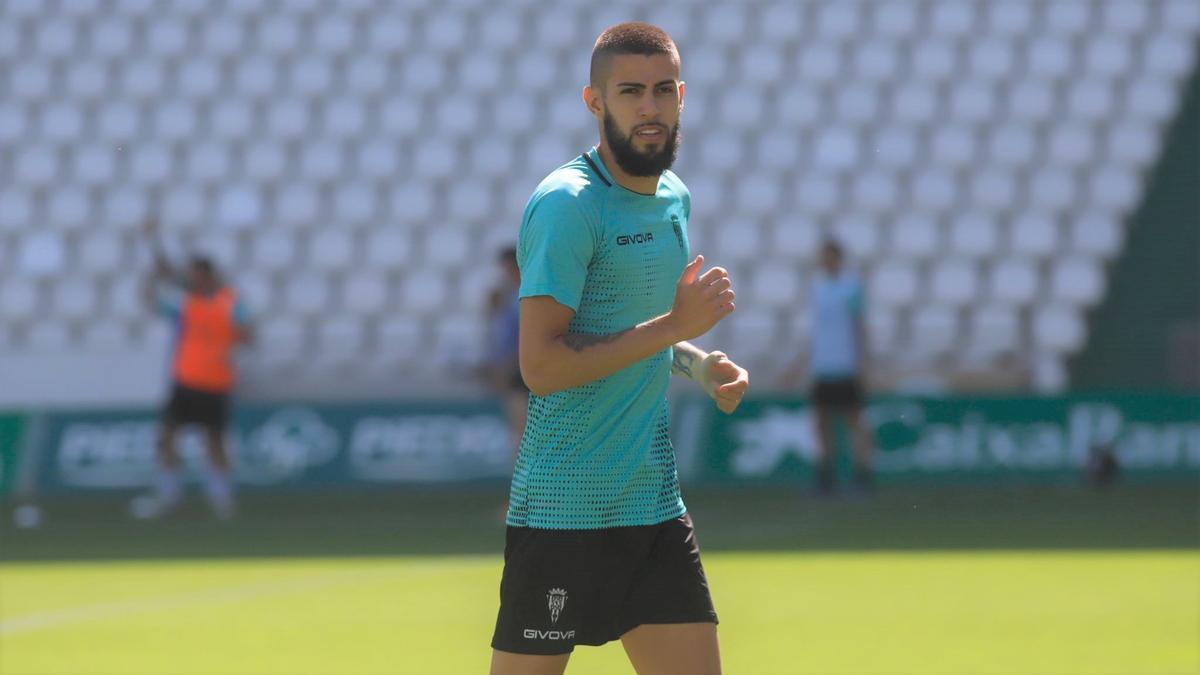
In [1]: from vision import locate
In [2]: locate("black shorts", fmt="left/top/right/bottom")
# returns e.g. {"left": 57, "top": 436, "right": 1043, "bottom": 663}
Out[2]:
{"left": 163, "top": 383, "right": 230, "bottom": 430}
{"left": 491, "top": 513, "right": 718, "bottom": 655}
{"left": 812, "top": 377, "right": 864, "bottom": 409}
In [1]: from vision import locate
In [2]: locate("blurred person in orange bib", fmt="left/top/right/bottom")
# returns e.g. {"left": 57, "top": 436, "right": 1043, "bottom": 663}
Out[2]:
{"left": 136, "top": 219, "right": 254, "bottom": 520}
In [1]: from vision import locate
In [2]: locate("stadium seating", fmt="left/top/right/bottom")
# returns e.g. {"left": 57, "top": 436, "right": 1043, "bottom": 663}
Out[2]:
{"left": 1, "top": 0, "right": 1197, "bottom": 404}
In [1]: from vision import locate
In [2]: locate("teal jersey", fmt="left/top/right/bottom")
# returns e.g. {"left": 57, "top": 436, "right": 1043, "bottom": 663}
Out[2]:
{"left": 509, "top": 147, "right": 691, "bottom": 530}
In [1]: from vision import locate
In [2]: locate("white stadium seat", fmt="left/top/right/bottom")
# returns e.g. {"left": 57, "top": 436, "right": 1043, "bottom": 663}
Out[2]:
{"left": 929, "top": 2, "right": 976, "bottom": 37}
{"left": 1009, "top": 212, "right": 1060, "bottom": 258}
{"left": 854, "top": 42, "right": 901, "bottom": 81}
{"left": 275, "top": 182, "right": 321, "bottom": 228}
{"left": 989, "top": 258, "right": 1039, "bottom": 306}
{"left": 870, "top": 261, "right": 919, "bottom": 308}
{"left": 78, "top": 232, "right": 126, "bottom": 274}
{"left": 1051, "top": 257, "right": 1106, "bottom": 307}
{"left": 83, "top": 319, "right": 131, "bottom": 351}
{"left": 333, "top": 184, "right": 378, "bottom": 226}
{"left": 715, "top": 219, "right": 764, "bottom": 262}
{"left": 0, "top": 278, "right": 39, "bottom": 321}
{"left": 968, "top": 39, "right": 1016, "bottom": 81}
{"left": 313, "top": 14, "right": 356, "bottom": 55}
{"left": 1027, "top": 169, "right": 1075, "bottom": 216}
{"left": 54, "top": 277, "right": 99, "bottom": 321}
{"left": 48, "top": 188, "right": 91, "bottom": 230}
{"left": 909, "top": 306, "right": 959, "bottom": 359}
{"left": 244, "top": 141, "right": 288, "bottom": 182}
{"left": 851, "top": 170, "right": 901, "bottom": 212}
{"left": 308, "top": 230, "right": 356, "bottom": 272}
{"left": 216, "top": 186, "right": 263, "bottom": 230}
{"left": 751, "top": 263, "right": 802, "bottom": 308}
{"left": 1033, "top": 306, "right": 1086, "bottom": 354}
{"left": 799, "top": 41, "right": 843, "bottom": 83}
{"left": 186, "top": 143, "right": 232, "bottom": 184}
{"left": 930, "top": 260, "right": 980, "bottom": 307}
{"left": 178, "top": 59, "right": 223, "bottom": 99}
{"left": 873, "top": 2, "right": 919, "bottom": 38}
{"left": 314, "top": 316, "right": 368, "bottom": 369}
{"left": 285, "top": 274, "right": 333, "bottom": 316}
{"left": 817, "top": 3, "right": 863, "bottom": 40}
{"left": 402, "top": 270, "right": 449, "bottom": 313}
{"left": 300, "top": 141, "right": 344, "bottom": 182}
{"left": 835, "top": 213, "right": 883, "bottom": 258}
{"left": 1084, "top": 36, "right": 1134, "bottom": 78}
{"left": 102, "top": 188, "right": 149, "bottom": 229}
{"left": 1044, "top": 1, "right": 1091, "bottom": 36}
{"left": 1069, "top": 212, "right": 1124, "bottom": 259}
{"left": 250, "top": 230, "right": 297, "bottom": 271}
{"left": 770, "top": 217, "right": 821, "bottom": 259}
{"left": 891, "top": 215, "right": 940, "bottom": 259}
{"left": 342, "top": 271, "right": 390, "bottom": 316}
{"left": 987, "top": 1, "right": 1034, "bottom": 36}
{"left": 948, "top": 81, "right": 997, "bottom": 124}
{"left": 1007, "top": 81, "right": 1055, "bottom": 122}
{"left": 1028, "top": 37, "right": 1074, "bottom": 79}
{"left": 988, "top": 125, "right": 1038, "bottom": 168}
{"left": 234, "top": 271, "right": 273, "bottom": 315}
{"left": 18, "top": 232, "right": 67, "bottom": 278}
{"left": 1047, "top": 124, "right": 1097, "bottom": 167}
{"left": 968, "top": 305, "right": 1021, "bottom": 357}
{"left": 930, "top": 126, "right": 978, "bottom": 168}
{"left": 258, "top": 317, "right": 307, "bottom": 368}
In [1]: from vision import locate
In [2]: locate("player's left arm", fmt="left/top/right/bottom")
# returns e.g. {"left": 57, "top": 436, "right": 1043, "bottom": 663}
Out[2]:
{"left": 233, "top": 296, "right": 255, "bottom": 346}
{"left": 672, "top": 340, "right": 749, "bottom": 414}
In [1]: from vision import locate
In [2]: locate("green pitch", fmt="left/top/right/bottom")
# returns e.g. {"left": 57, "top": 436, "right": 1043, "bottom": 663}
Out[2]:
{"left": 1, "top": 485, "right": 1196, "bottom": 674}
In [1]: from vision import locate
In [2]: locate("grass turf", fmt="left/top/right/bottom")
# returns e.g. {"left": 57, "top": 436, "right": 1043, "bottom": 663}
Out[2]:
{"left": 1, "top": 483, "right": 1196, "bottom": 674}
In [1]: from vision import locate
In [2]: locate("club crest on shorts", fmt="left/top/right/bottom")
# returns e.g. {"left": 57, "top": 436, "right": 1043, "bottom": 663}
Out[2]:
{"left": 547, "top": 588, "right": 567, "bottom": 625}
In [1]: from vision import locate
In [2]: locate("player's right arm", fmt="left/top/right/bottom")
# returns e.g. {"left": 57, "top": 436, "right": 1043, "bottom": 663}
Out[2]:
{"left": 520, "top": 255, "right": 734, "bottom": 396}
{"left": 140, "top": 218, "right": 183, "bottom": 315}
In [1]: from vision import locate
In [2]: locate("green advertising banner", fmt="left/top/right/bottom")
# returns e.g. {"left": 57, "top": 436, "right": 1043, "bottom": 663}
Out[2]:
{"left": 676, "top": 393, "right": 1200, "bottom": 483}
{"left": 18, "top": 394, "right": 1200, "bottom": 495}
{"left": 0, "top": 413, "right": 27, "bottom": 497}
{"left": 34, "top": 401, "right": 514, "bottom": 494}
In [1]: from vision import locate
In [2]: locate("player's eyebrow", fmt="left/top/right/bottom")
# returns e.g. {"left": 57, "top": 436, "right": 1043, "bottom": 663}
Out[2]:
{"left": 615, "top": 79, "right": 677, "bottom": 89}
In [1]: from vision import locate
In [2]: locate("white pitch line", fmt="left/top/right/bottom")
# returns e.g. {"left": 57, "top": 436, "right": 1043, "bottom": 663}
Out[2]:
{"left": 0, "top": 560, "right": 481, "bottom": 637}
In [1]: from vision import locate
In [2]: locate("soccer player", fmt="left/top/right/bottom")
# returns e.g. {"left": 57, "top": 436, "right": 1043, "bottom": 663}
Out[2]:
{"left": 490, "top": 23, "right": 748, "bottom": 675}
{"left": 807, "top": 238, "right": 875, "bottom": 496}
{"left": 137, "top": 219, "right": 253, "bottom": 520}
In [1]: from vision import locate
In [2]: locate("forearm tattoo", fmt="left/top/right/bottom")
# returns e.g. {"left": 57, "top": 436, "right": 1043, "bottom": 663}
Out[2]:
{"left": 672, "top": 347, "right": 698, "bottom": 379}
{"left": 563, "top": 328, "right": 632, "bottom": 352}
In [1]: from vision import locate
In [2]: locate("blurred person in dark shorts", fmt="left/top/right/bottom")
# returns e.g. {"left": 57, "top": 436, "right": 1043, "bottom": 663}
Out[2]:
{"left": 136, "top": 219, "right": 254, "bottom": 520}
{"left": 483, "top": 246, "right": 528, "bottom": 455}
{"left": 808, "top": 238, "right": 875, "bottom": 496}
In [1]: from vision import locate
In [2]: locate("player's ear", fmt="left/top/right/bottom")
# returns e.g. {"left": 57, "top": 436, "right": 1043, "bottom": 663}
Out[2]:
{"left": 583, "top": 85, "right": 603, "bottom": 120}
{"left": 678, "top": 80, "right": 686, "bottom": 110}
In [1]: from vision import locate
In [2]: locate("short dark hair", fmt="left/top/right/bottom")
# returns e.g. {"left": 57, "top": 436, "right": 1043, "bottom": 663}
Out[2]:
{"left": 820, "top": 238, "right": 844, "bottom": 257}
{"left": 498, "top": 246, "right": 517, "bottom": 264}
{"left": 590, "top": 22, "right": 679, "bottom": 87}
{"left": 189, "top": 255, "right": 215, "bottom": 276}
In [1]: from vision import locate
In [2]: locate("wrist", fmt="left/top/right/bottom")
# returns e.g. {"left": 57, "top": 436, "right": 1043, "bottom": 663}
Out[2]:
{"left": 657, "top": 311, "right": 686, "bottom": 346}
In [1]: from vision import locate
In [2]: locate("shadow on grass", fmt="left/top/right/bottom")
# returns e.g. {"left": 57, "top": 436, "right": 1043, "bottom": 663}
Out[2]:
{"left": 1, "top": 482, "right": 1196, "bottom": 563}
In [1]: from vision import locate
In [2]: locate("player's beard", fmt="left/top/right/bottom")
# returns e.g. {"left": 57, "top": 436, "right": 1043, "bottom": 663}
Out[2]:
{"left": 602, "top": 110, "right": 681, "bottom": 178}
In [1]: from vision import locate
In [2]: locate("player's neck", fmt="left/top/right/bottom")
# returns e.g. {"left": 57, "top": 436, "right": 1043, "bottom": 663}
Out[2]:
{"left": 596, "top": 143, "right": 660, "bottom": 196}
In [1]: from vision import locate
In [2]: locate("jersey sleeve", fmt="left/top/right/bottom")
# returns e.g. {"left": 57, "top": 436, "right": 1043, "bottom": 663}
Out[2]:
{"left": 155, "top": 285, "right": 184, "bottom": 319}
{"left": 850, "top": 279, "right": 866, "bottom": 315}
{"left": 232, "top": 296, "right": 253, "bottom": 327}
{"left": 517, "top": 189, "right": 597, "bottom": 312}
